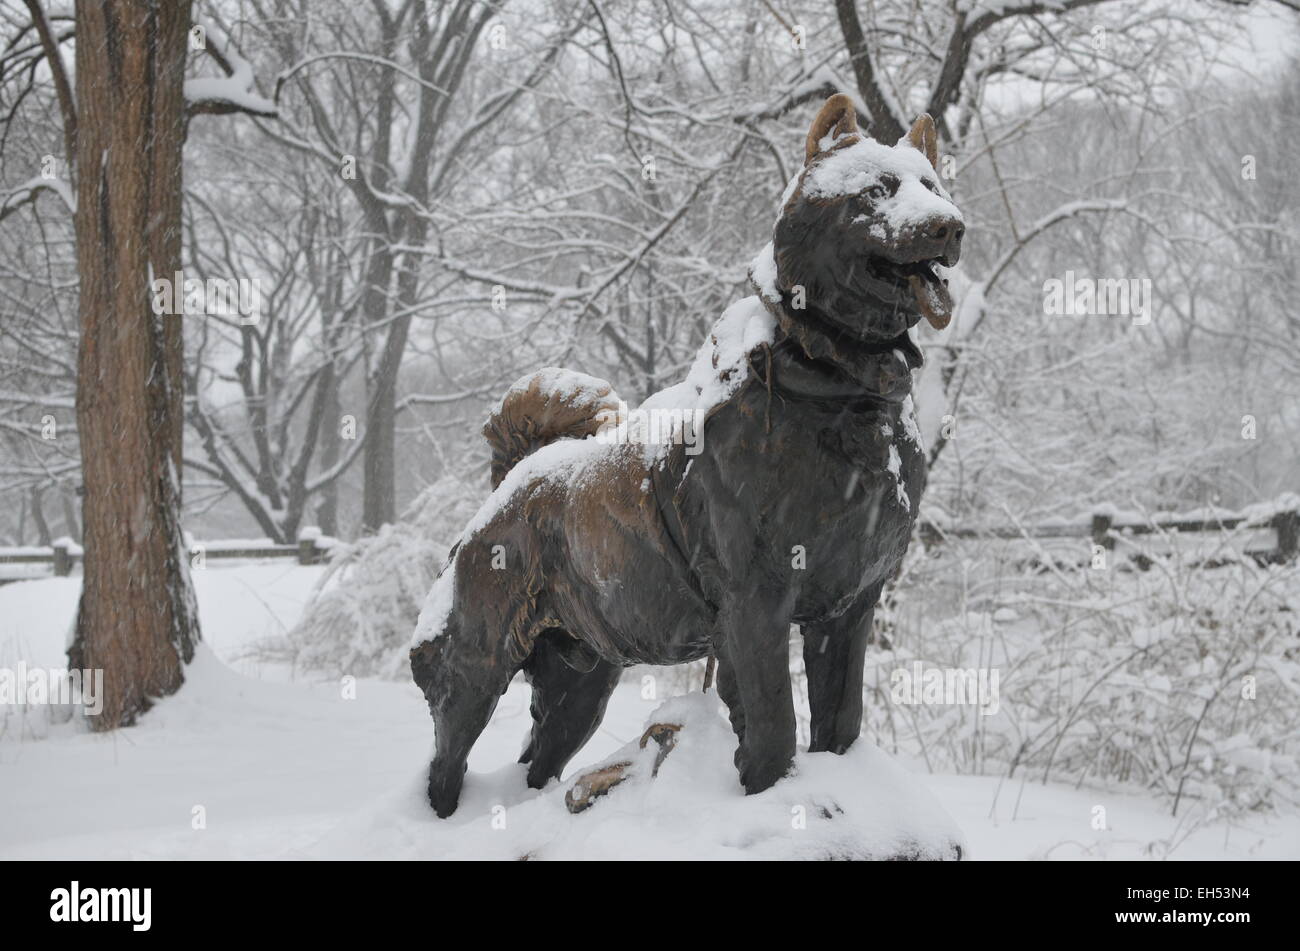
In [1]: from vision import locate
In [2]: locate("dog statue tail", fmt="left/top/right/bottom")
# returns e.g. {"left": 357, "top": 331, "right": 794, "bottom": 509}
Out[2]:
{"left": 483, "top": 367, "right": 624, "bottom": 487}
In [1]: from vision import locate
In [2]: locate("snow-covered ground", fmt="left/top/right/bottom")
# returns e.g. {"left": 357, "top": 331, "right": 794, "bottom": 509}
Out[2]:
{"left": 1, "top": 565, "right": 1296, "bottom": 860}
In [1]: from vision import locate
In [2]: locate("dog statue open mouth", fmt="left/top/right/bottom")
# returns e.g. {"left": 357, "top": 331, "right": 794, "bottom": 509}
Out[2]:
{"left": 410, "top": 94, "right": 966, "bottom": 818}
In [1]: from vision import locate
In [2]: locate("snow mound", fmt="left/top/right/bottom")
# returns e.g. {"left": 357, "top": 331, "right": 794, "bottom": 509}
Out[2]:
{"left": 310, "top": 693, "right": 965, "bottom": 860}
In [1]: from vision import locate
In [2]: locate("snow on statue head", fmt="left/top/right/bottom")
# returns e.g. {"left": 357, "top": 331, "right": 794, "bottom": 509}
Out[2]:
{"left": 750, "top": 94, "right": 964, "bottom": 402}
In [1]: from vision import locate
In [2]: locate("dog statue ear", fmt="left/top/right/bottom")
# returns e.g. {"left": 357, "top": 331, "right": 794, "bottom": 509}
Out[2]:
{"left": 904, "top": 114, "right": 939, "bottom": 170}
{"left": 805, "top": 94, "right": 859, "bottom": 164}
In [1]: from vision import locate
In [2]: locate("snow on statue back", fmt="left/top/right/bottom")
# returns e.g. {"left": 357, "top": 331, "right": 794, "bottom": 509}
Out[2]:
{"left": 411, "top": 296, "right": 777, "bottom": 648}
{"left": 410, "top": 93, "right": 966, "bottom": 821}
{"left": 314, "top": 694, "right": 965, "bottom": 860}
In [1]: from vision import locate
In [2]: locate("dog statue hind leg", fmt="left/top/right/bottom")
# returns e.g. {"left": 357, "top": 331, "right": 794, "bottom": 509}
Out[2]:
{"left": 411, "top": 368, "right": 624, "bottom": 817}
{"left": 410, "top": 579, "right": 531, "bottom": 818}
{"left": 517, "top": 628, "right": 622, "bottom": 791}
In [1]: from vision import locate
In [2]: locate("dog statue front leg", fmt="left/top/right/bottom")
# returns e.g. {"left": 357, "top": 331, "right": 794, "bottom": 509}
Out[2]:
{"left": 801, "top": 584, "right": 881, "bottom": 754}
{"left": 717, "top": 587, "right": 797, "bottom": 795}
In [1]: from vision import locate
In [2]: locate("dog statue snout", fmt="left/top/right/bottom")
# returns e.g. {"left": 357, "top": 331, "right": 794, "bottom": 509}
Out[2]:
{"left": 924, "top": 215, "right": 964, "bottom": 267}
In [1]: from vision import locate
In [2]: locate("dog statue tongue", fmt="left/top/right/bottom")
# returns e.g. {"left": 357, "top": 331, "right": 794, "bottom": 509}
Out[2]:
{"left": 908, "top": 268, "right": 952, "bottom": 330}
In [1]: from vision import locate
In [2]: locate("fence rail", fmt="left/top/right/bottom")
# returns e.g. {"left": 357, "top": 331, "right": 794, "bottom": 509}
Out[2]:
{"left": 919, "top": 501, "right": 1298, "bottom": 565}
{"left": 0, "top": 530, "right": 333, "bottom": 578}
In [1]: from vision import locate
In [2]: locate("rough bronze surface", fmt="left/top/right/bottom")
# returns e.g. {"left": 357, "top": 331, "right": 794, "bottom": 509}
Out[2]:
{"left": 411, "top": 95, "right": 966, "bottom": 818}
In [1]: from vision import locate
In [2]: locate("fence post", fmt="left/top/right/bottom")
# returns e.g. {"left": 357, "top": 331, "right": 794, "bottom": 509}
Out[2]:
{"left": 297, "top": 527, "right": 322, "bottom": 566}
{"left": 1273, "top": 509, "right": 1299, "bottom": 561}
{"left": 1090, "top": 513, "right": 1114, "bottom": 550}
{"left": 52, "top": 540, "right": 72, "bottom": 576}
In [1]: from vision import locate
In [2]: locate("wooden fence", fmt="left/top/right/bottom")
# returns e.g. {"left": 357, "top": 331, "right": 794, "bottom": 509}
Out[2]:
{"left": 0, "top": 530, "right": 333, "bottom": 578}
{"left": 919, "top": 501, "right": 1298, "bottom": 566}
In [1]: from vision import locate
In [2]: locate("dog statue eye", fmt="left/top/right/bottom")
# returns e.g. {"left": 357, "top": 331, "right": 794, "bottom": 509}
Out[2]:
{"left": 862, "top": 173, "right": 900, "bottom": 202}
{"left": 922, "top": 178, "right": 937, "bottom": 192}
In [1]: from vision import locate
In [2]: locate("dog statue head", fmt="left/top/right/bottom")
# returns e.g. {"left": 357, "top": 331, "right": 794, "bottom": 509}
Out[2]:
{"left": 753, "top": 94, "right": 964, "bottom": 400}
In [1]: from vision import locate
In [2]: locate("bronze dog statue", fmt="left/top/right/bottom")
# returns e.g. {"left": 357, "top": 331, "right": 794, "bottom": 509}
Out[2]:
{"left": 411, "top": 94, "right": 964, "bottom": 817}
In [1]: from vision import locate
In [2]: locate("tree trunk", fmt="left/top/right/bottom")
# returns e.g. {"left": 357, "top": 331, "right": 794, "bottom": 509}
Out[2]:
{"left": 153, "top": 4, "right": 187, "bottom": 484}
{"left": 361, "top": 304, "right": 407, "bottom": 532}
{"left": 68, "top": 0, "right": 200, "bottom": 729}
{"left": 315, "top": 363, "right": 341, "bottom": 536}
{"left": 360, "top": 1, "right": 485, "bottom": 532}
{"left": 356, "top": 13, "right": 400, "bottom": 534}
{"left": 29, "top": 485, "right": 51, "bottom": 546}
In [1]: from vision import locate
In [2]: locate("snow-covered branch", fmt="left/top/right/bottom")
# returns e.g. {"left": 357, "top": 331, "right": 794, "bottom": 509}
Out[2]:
{"left": 0, "top": 175, "right": 74, "bottom": 224}
{"left": 186, "top": 23, "right": 277, "bottom": 119}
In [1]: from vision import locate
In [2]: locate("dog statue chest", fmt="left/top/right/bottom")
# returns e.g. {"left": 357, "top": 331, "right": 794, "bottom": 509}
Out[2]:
{"left": 697, "top": 374, "right": 923, "bottom": 580}
{"left": 761, "top": 344, "right": 924, "bottom": 510}
{"left": 783, "top": 400, "right": 920, "bottom": 532}
{"left": 781, "top": 410, "right": 922, "bottom": 620}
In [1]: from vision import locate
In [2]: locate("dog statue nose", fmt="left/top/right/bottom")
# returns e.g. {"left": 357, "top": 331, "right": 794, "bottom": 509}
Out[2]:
{"left": 927, "top": 216, "right": 963, "bottom": 267}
